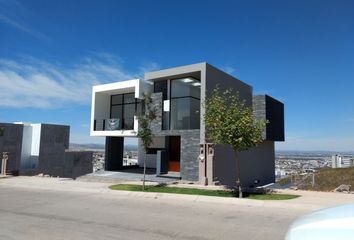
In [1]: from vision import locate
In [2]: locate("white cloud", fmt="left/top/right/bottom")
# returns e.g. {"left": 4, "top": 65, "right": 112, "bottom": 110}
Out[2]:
{"left": 0, "top": 14, "right": 49, "bottom": 40}
{"left": 0, "top": 55, "right": 160, "bottom": 108}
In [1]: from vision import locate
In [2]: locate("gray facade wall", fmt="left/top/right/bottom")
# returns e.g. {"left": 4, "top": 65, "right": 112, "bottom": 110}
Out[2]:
{"left": 202, "top": 64, "right": 253, "bottom": 143}
{"left": 148, "top": 92, "right": 200, "bottom": 181}
{"left": 0, "top": 123, "right": 23, "bottom": 175}
{"left": 204, "top": 64, "right": 253, "bottom": 106}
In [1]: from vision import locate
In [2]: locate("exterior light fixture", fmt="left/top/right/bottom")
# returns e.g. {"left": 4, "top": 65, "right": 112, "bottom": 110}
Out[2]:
{"left": 182, "top": 78, "right": 194, "bottom": 83}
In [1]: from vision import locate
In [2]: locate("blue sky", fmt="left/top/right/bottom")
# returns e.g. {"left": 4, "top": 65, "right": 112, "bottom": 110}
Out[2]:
{"left": 0, "top": 0, "right": 353, "bottom": 151}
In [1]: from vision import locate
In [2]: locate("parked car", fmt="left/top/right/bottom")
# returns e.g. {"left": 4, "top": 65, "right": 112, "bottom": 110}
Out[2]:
{"left": 285, "top": 203, "right": 354, "bottom": 240}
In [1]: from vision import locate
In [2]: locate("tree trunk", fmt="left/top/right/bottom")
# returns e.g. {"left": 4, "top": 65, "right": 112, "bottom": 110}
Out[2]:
{"left": 143, "top": 152, "right": 146, "bottom": 190}
{"left": 234, "top": 149, "right": 242, "bottom": 198}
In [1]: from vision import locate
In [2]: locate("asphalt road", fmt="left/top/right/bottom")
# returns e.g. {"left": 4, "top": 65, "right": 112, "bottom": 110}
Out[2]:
{"left": 0, "top": 181, "right": 307, "bottom": 240}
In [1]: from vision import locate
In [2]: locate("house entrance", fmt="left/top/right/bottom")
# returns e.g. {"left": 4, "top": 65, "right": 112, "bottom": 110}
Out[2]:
{"left": 168, "top": 136, "right": 180, "bottom": 172}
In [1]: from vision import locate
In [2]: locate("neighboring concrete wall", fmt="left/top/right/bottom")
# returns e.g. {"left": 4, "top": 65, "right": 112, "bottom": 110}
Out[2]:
{"left": 149, "top": 92, "right": 200, "bottom": 181}
{"left": 0, "top": 122, "right": 92, "bottom": 178}
{"left": 0, "top": 123, "right": 23, "bottom": 175}
{"left": 37, "top": 124, "right": 70, "bottom": 176}
{"left": 64, "top": 151, "right": 93, "bottom": 178}
{"left": 105, "top": 136, "right": 124, "bottom": 171}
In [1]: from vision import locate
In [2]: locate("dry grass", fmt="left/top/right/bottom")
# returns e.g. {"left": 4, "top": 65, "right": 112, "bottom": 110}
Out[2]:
{"left": 300, "top": 167, "right": 354, "bottom": 191}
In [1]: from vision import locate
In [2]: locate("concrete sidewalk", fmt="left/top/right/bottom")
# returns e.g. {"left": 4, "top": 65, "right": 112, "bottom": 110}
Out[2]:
{"left": 1, "top": 176, "right": 354, "bottom": 211}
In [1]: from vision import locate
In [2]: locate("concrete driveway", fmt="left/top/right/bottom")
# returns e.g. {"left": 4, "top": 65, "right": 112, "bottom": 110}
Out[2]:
{"left": 0, "top": 177, "right": 353, "bottom": 240}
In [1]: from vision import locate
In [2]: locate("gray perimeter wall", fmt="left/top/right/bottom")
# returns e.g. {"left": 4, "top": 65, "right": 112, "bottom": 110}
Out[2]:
{"left": 147, "top": 92, "right": 200, "bottom": 181}
{"left": 238, "top": 141, "right": 275, "bottom": 188}
{"left": 213, "top": 141, "right": 275, "bottom": 188}
{"left": 64, "top": 151, "right": 93, "bottom": 178}
{"left": 0, "top": 123, "right": 23, "bottom": 175}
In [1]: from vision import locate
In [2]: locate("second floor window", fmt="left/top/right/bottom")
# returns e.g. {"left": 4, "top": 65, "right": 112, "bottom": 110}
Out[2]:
{"left": 110, "top": 93, "right": 141, "bottom": 130}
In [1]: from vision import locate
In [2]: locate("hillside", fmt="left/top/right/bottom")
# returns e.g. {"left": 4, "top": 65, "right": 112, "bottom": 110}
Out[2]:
{"left": 300, "top": 167, "right": 354, "bottom": 191}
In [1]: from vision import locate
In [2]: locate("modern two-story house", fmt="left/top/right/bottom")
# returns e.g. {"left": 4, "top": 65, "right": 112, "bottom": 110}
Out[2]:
{"left": 90, "top": 62, "right": 284, "bottom": 187}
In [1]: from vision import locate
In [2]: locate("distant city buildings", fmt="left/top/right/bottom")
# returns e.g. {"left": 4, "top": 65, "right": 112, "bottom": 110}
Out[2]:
{"left": 275, "top": 152, "right": 332, "bottom": 179}
{"left": 331, "top": 154, "right": 354, "bottom": 168}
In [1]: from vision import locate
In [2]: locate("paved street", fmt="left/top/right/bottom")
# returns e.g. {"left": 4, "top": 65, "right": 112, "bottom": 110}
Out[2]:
{"left": 0, "top": 177, "right": 353, "bottom": 240}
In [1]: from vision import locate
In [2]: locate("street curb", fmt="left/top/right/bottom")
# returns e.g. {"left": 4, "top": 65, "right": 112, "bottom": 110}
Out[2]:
{"left": 106, "top": 189, "right": 318, "bottom": 210}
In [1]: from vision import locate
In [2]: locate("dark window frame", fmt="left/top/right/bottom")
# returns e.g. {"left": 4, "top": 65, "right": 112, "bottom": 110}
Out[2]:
{"left": 110, "top": 93, "right": 140, "bottom": 130}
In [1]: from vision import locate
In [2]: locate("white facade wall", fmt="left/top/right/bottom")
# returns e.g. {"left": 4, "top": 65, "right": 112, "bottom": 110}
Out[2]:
{"left": 20, "top": 124, "right": 33, "bottom": 169}
{"left": 31, "top": 124, "right": 41, "bottom": 156}
{"left": 90, "top": 79, "right": 152, "bottom": 137}
{"left": 17, "top": 123, "right": 41, "bottom": 169}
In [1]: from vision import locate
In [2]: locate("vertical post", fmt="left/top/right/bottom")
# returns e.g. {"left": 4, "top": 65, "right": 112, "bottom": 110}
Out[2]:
{"left": 103, "top": 119, "right": 106, "bottom": 131}
{"left": 312, "top": 173, "right": 315, "bottom": 188}
{"left": 1, "top": 152, "right": 9, "bottom": 176}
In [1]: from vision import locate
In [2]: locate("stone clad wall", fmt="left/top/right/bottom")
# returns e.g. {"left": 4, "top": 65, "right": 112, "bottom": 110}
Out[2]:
{"left": 0, "top": 123, "right": 24, "bottom": 175}
{"left": 37, "top": 124, "right": 70, "bottom": 176}
{"left": 253, "top": 95, "right": 267, "bottom": 139}
{"left": 253, "top": 95, "right": 284, "bottom": 141}
{"left": 146, "top": 92, "right": 200, "bottom": 181}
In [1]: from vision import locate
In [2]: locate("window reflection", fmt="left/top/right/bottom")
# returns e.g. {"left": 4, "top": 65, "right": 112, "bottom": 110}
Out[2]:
{"left": 110, "top": 93, "right": 138, "bottom": 130}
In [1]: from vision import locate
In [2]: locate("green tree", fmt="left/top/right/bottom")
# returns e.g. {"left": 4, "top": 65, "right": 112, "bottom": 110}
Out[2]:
{"left": 137, "top": 93, "right": 157, "bottom": 190}
{"left": 203, "top": 88, "right": 267, "bottom": 197}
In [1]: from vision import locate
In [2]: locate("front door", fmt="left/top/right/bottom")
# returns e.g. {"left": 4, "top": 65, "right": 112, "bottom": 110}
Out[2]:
{"left": 168, "top": 136, "right": 180, "bottom": 172}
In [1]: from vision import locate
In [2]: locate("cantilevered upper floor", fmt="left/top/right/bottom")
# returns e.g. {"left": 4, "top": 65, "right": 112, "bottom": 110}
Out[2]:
{"left": 90, "top": 79, "right": 152, "bottom": 137}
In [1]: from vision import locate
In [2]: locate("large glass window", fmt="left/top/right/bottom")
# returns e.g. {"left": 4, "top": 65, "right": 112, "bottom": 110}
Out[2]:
{"left": 110, "top": 105, "right": 123, "bottom": 129}
{"left": 123, "top": 104, "right": 135, "bottom": 129}
{"left": 170, "top": 98, "right": 200, "bottom": 130}
{"left": 153, "top": 77, "right": 201, "bottom": 130}
{"left": 110, "top": 93, "right": 139, "bottom": 130}
{"left": 171, "top": 77, "right": 200, "bottom": 99}
{"left": 170, "top": 77, "right": 200, "bottom": 130}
